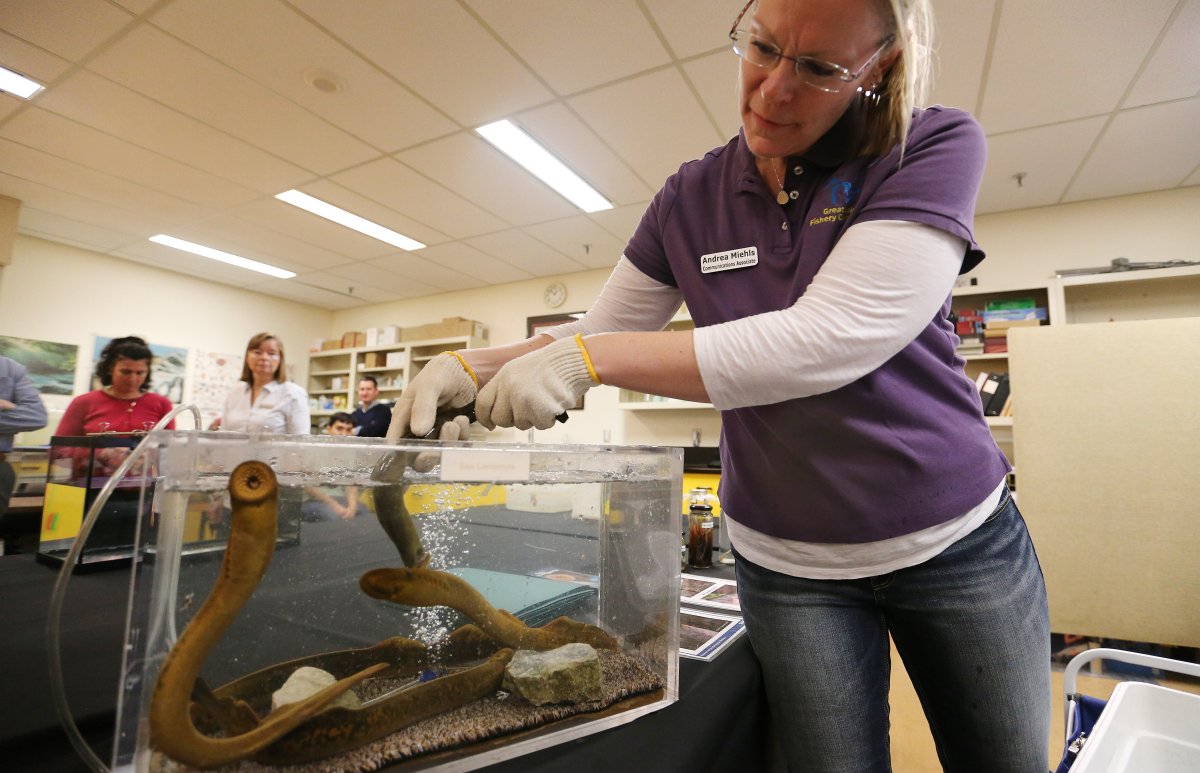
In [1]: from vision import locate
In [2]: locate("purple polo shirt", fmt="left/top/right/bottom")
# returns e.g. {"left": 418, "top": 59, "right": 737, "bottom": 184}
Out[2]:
{"left": 624, "top": 106, "right": 1010, "bottom": 544}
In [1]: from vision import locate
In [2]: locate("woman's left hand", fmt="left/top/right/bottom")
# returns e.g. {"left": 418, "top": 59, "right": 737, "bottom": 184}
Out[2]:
{"left": 475, "top": 335, "right": 599, "bottom": 430}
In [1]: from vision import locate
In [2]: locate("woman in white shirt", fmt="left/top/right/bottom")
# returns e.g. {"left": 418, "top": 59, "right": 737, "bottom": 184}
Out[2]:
{"left": 217, "top": 332, "right": 310, "bottom": 434}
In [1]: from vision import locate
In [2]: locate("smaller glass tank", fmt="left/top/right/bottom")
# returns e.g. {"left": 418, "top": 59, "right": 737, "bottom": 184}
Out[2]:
{"left": 113, "top": 430, "right": 682, "bottom": 771}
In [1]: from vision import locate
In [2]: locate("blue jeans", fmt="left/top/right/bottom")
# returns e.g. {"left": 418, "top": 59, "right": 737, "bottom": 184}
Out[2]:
{"left": 735, "top": 487, "right": 1050, "bottom": 773}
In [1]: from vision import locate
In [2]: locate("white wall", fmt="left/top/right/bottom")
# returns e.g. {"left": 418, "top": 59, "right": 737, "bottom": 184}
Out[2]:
{"left": 329, "top": 268, "right": 725, "bottom": 448}
{"left": 0, "top": 234, "right": 331, "bottom": 429}
{"left": 971, "top": 187, "right": 1200, "bottom": 289}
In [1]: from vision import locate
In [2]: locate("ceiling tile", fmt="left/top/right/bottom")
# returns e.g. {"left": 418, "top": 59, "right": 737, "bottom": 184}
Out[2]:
{"left": 17, "top": 206, "right": 140, "bottom": 253}
{"left": 643, "top": 0, "right": 738, "bottom": 59}
{"left": 1124, "top": 0, "right": 1200, "bottom": 109}
{"left": 978, "top": 0, "right": 1177, "bottom": 133}
{"left": 36, "top": 70, "right": 311, "bottom": 193}
{"left": 523, "top": 216, "right": 627, "bottom": 269}
{"left": 1, "top": 171, "right": 172, "bottom": 241}
{"left": 569, "top": 68, "right": 724, "bottom": 190}
{"left": 2, "top": 107, "right": 262, "bottom": 209}
{"left": 367, "top": 254, "right": 486, "bottom": 294}
{"left": 398, "top": 132, "right": 579, "bottom": 225}
{"left": 320, "top": 262, "right": 443, "bottom": 300}
{"left": 416, "top": 242, "right": 533, "bottom": 285}
{"left": 975, "top": 117, "right": 1106, "bottom": 214}
{"left": 1, "top": 0, "right": 132, "bottom": 61}
{"left": 468, "top": 0, "right": 671, "bottom": 94}
{"left": 285, "top": 271, "right": 399, "bottom": 305}
{"left": 331, "top": 157, "right": 508, "bottom": 240}
{"left": 465, "top": 229, "right": 587, "bottom": 276}
{"left": 926, "top": 0, "right": 995, "bottom": 113}
{"left": 150, "top": 0, "right": 457, "bottom": 152}
{"left": 289, "top": 0, "right": 553, "bottom": 126}
{"left": 513, "top": 102, "right": 655, "bottom": 206}
{"left": 0, "top": 29, "right": 72, "bottom": 86}
{"left": 682, "top": 50, "right": 741, "bottom": 141}
{"left": 86, "top": 24, "right": 378, "bottom": 174}
{"left": 589, "top": 203, "right": 648, "bottom": 245}
{"left": 1065, "top": 98, "right": 1200, "bottom": 203}
{"left": 0, "top": 137, "right": 215, "bottom": 226}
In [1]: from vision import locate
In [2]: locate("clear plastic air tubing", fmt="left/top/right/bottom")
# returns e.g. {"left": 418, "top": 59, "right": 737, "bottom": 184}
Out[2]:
{"left": 46, "top": 404, "right": 202, "bottom": 773}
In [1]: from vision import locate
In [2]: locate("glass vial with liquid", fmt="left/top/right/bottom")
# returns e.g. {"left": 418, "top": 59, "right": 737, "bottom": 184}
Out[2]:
{"left": 686, "top": 502, "right": 714, "bottom": 569}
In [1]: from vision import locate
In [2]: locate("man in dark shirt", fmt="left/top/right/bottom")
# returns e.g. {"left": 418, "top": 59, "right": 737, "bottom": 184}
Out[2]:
{"left": 351, "top": 375, "right": 391, "bottom": 437}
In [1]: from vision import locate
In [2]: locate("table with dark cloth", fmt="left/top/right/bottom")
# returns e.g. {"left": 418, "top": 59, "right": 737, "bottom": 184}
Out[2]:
{"left": 0, "top": 509, "right": 778, "bottom": 772}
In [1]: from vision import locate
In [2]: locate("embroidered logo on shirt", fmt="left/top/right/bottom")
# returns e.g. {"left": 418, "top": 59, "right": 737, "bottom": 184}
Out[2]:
{"left": 809, "top": 177, "right": 860, "bottom": 227}
{"left": 700, "top": 246, "right": 758, "bottom": 274}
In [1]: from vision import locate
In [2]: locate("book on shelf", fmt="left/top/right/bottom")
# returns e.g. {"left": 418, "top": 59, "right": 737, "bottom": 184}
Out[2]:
{"left": 983, "top": 307, "right": 1047, "bottom": 323}
{"left": 982, "top": 373, "right": 1011, "bottom": 416}
{"left": 984, "top": 297, "right": 1036, "bottom": 312}
{"left": 957, "top": 333, "right": 985, "bottom": 355}
{"left": 984, "top": 318, "right": 1042, "bottom": 332}
{"left": 982, "top": 340, "right": 1009, "bottom": 354}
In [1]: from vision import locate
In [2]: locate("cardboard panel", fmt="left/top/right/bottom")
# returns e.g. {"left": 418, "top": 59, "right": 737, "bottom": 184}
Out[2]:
{"left": 1010, "top": 318, "right": 1200, "bottom": 647}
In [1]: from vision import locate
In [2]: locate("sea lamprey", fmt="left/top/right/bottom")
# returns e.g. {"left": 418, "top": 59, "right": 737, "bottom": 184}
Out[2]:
{"left": 360, "top": 566, "right": 619, "bottom": 651}
{"left": 148, "top": 461, "right": 386, "bottom": 769}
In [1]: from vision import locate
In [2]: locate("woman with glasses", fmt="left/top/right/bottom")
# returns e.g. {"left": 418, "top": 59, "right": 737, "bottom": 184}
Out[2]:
{"left": 214, "top": 332, "right": 310, "bottom": 434}
{"left": 390, "top": 1, "right": 1050, "bottom": 769}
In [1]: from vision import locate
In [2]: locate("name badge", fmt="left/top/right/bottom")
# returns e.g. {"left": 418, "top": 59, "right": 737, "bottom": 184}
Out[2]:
{"left": 700, "top": 246, "right": 758, "bottom": 274}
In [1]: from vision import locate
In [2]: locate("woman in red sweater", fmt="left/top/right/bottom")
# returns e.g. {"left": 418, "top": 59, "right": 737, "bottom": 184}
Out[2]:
{"left": 56, "top": 336, "right": 176, "bottom": 436}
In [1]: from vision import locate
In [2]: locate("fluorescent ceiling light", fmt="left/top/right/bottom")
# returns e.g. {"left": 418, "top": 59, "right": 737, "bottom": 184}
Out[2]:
{"left": 275, "top": 189, "right": 425, "bottom": 251}
{"left": 149, "top": 234, "right": 296, "bottom": 279}
{"left": 476, "top": 120, "right": 613, "bottom": 213}
{"left": 0, "top": 65, "right": 44, "bottom": 99}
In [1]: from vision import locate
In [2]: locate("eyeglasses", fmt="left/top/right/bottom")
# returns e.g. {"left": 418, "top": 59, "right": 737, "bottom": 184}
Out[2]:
{"left": 729, "top": 1, "right": 894, "bottom": 94}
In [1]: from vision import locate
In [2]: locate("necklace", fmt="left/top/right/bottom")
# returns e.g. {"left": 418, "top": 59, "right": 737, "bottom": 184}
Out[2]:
{"left": 771, "top": 159, "right": 789, "bottom": 206}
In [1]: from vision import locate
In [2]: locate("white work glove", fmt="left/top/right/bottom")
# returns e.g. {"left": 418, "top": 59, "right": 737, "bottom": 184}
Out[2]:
{"left": 385, "top": 352, "right": 478, "bottom": 441}
{"left": 475, "top": 334, "right": 600, "bottom": 430}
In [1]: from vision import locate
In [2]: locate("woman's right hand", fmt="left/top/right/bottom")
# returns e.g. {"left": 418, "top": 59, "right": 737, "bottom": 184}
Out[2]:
{"left": 385, "top": 352, "right": 478, "bottom": 441}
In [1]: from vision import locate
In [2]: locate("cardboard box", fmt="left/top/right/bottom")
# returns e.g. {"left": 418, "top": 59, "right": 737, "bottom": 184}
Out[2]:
{"left": 340, "top": 331, "right": 366, "bottom": 349}
{"left": 401, "top": 317, "right": 486, "bottom": 342}
{"left": 363, "top": 351, "right": 387, "bottom": 368}
{"left": 320, "top": 339, "right": 342, "bottom": 351}
{"left": 385, "top": 351, "right": 405, "bottom": 368}
{"left": 380, "top": 325, "right": 401, "bottom": 345}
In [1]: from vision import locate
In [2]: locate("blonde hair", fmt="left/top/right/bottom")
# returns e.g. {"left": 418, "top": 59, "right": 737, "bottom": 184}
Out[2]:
{"left": 860, "top": 0, "right": 935, "bottom": 158}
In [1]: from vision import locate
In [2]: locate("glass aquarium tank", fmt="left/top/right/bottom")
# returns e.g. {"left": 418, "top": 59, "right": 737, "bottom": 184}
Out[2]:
{"left": 111, "top": 430, "right": 682, "bottom": 771}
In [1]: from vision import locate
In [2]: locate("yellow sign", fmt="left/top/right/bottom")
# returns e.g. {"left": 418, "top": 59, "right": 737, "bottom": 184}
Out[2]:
{"left": 41, "top": 483, "right": 86, "bottom": 542}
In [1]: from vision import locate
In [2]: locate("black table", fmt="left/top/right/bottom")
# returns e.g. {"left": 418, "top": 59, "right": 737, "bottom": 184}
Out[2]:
{"left": 0, "top": 514, "right": 778, "bottom": 772}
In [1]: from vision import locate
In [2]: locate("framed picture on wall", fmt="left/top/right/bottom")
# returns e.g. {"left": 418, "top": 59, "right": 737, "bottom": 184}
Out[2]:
{"left": 526, "top": 312, "right": 586, "bottom": 411}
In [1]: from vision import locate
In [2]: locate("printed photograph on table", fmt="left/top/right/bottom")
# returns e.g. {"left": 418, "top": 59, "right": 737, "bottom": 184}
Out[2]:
{"left": 680, "top": 573, "right": 741, "bottom": 612}
{"left": 526, "top": 312, "right": 587, "bottom": 410}
{"left": 0, "top": 334, "right": 78, "bottom": 395}
{"left": 93, "top": 335, "right": 188, "bottom": 404}
{"left": 679, "top": 608, "right": 746, "bottom": 662}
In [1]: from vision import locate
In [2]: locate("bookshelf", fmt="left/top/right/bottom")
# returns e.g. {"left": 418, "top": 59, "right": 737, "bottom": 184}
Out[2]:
{"left": 952, "top": 265, "right": 1200, "bottom": 471}
{"left": 306, "top": 334, "right": 488, "bottom": 431}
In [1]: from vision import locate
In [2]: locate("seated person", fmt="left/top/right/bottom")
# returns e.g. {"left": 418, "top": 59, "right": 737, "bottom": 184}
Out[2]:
{"left": 351, "top": 376, "right": 391, "bottom": 437}
{"left": 301, "top": 413, "right": 360, "bottom": 522}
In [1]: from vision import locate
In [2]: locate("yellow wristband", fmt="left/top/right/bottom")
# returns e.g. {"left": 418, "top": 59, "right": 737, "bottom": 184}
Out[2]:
{"left": 443, "top": 351, "right": 479, "bottom": 388}
{"left": 573, "top": 334, "right": 601, "bottom": 385}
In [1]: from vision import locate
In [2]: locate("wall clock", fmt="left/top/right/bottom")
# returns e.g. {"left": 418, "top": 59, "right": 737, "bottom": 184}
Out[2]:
{"left": 544, "top": 281, "right": 567, "bottom": 308}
